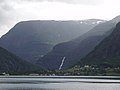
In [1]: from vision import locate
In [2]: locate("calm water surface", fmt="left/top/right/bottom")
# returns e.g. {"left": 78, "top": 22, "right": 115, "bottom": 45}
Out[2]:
{"left": 0, "top": 76, "right": 120, "bottom": 90}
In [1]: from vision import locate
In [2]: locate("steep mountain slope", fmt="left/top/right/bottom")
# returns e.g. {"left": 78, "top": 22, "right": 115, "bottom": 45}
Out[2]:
{"left": 80, "top": 22, "right": 120, "bottom": 67}
{"left": 0, "top": 20, "right": 101, "bottom": 63}
{"left": 37, "top": 16, "right": 120, "bottom": 70}
{"left": 0, "top": 47, "right": 41, "bottom": 74}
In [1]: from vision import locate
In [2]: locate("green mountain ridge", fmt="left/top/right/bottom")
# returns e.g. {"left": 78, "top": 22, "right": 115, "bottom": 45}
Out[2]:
{"left": 80, "top": 22, "right": 120, "bottom": 67}
{"left": 0, "top": 47, "right": 42, "bottom": 75}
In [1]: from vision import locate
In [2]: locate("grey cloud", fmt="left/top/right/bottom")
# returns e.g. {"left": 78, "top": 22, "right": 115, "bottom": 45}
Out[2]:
{"left": 23, "top": 0, "right": 104, "bottom": 5}
{"left": 0, "top": 0, "right": 14, "bottom": 11}
{"left": 0, "top": 0, "right": 103, "bottom": 26}
{"left": 0, "top": 0, "right": 16, "bottom": 31}
{"left": 0, "top": 4, "right": 13, "bottom": 11}
{"left": 0, "top": 0, "right": 104, "bottom": 37}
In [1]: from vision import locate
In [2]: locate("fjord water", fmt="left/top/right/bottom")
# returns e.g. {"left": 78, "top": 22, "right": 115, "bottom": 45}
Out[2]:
{"left": 0, "top": 76, "right": 120, "bottom": 90}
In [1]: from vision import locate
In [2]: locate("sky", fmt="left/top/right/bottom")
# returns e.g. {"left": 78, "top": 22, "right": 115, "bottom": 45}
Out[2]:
{"left": 0, "top": 0, "right": 120, "bottom": 37}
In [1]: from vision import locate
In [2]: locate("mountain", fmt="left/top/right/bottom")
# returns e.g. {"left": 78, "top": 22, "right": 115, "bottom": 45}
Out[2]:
{"left": 80, "top": 22, "right": 120, "bottom": 67}
{"left": 0, "top": 46, "right": 42, "bottom": 74}
{"left": 37, "top": 16, "right": 120, "bottom": 70}
{"left": 0, "top": 20, "right": 102, "bottom": 63}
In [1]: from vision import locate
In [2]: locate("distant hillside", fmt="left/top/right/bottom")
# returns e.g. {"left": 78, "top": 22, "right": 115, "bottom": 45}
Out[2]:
{"left": 0, "top": 47, "right": 42, "bottom": 75}
{"left": 80, "top": 22, "right": 120, "bottom": 67}
{"left": 0, "top": 20, "right": 102, "bottom": 63}
{"left": 37, "top": 16, "right": 120, "bottom": 70}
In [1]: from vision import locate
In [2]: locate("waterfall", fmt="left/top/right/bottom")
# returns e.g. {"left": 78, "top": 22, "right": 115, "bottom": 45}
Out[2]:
{"left": 59, "top": 57, "right": 66, "bottom": 70}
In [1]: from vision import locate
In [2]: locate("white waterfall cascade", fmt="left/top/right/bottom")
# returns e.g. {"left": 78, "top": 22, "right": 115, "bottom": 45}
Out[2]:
{"left": 59, "top": 57, "right": 66, "bottom": 70}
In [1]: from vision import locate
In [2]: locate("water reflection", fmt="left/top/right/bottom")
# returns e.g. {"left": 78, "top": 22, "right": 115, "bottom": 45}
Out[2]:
{"left": 2, "top": 88, "right": 55, "bottom": 90}
{"left": 0, "top": 76, "right": 120, "bottom": 90}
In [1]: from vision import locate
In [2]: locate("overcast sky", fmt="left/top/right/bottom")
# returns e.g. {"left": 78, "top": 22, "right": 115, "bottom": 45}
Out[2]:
{"left": 0, "top": 0, "right": 120, "bottom": 37}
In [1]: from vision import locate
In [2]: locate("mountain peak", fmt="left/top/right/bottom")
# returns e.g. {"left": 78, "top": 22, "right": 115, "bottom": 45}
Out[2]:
{"left": 112, "top": 15, "right": 120, "bottom": 23}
